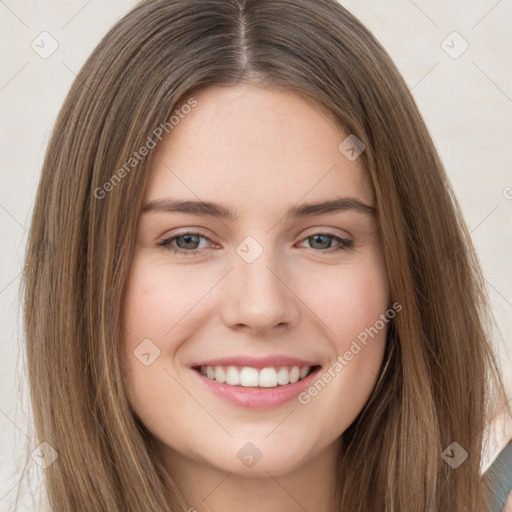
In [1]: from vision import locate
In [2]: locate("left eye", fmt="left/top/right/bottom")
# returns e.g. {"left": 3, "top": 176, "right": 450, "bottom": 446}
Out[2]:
{"left": 158, "top": 232, "right": 210, "bottom": 254}
{"left": 297, "top": 233, "right": 353, "bottom": 252}
{"left": 157, "top": 231, "right": 353, "bottom": 256}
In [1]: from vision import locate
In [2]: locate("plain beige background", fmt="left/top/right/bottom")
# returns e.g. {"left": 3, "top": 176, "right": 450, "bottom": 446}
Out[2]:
{"left": 1, "top": 1, "right": 511, "bottom": 509}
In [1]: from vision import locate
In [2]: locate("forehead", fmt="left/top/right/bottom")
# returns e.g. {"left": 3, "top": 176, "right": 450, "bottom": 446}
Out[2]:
{"left": 144, "top": 85, "right": 374, "bottom": 213}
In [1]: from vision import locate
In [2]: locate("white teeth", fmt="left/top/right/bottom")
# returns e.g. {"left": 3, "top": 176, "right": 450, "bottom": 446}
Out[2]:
{"left": 240, "top": 367, "right": 259, "bottom": 387}
{"left": 289, "top": 366, "right": 300, "bottom": 383}
{"left": 214, "top": 366, "right": 226, "bottom": 383}
{"left": 199, "top": 365, "right": 313, "bottom": 387}
{"left": 276, "top": 366, "right": 290, "bottom": 385}
{"left": 258, "top": 367, "right": 277, "bottom": 387}
{"left": 225, "top": 366, "right": 240, "bottom": 385}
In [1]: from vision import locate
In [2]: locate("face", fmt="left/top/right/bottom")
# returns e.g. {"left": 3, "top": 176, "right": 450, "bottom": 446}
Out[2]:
{"left": 122, "top": 84, "right": 390, "bottom": 480}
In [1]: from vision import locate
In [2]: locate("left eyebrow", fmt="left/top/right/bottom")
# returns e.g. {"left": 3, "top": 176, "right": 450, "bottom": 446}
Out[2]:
{"left": 286, "top": 197, "right": 375, "bottom": 218}
{"left": 142, "top": 196, "right": 376, "bottom": 219}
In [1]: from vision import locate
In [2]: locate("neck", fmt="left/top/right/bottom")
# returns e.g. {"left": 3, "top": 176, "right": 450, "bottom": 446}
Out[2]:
{"left": 157, "top": 439, "right": 340, "bottom": 512}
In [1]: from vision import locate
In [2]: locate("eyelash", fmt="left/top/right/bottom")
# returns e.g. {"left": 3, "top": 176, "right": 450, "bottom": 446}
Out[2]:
{"left": 157, "top": 229, "right": 353, "bottom": 257}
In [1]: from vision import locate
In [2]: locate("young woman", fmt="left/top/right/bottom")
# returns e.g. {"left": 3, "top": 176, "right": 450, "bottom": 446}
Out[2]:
{"left": 20, "top": 0, "right": 512, "bottom": 510}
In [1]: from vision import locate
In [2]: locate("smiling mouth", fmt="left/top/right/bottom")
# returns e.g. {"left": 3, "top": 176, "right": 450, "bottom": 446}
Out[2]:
{"left": 192, "top": 364, "right": 321, "bottom": 388}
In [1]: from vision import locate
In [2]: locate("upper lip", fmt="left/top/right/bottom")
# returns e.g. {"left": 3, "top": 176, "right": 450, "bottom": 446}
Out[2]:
{"left": 191, "top": 355, "right": 321, "bottom": 369}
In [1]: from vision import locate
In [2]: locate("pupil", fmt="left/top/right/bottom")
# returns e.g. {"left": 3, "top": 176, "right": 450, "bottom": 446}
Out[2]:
{"left": 312, "top": 234, "right": 330, "bottom": 249}
{"left": 179, "top": 234, "right": 198, "bottom": 249}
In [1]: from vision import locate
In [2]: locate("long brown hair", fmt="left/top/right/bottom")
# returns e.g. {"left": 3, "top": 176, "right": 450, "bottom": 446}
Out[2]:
{"left": 19, "top": 0, "right": 509, "bottom": 510}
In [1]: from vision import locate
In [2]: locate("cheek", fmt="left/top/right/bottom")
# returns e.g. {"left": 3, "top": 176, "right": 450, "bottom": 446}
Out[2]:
{"left": 123, "top": 259, "right": 214, "bottom": 349}
{"left": 302, "top": 254, "right": 390, "bottom": 346}
{"left": 122, "top": 260, "right": 181, "bottom": 411}
{"left": 294, "top": 251, "right": 390, "bottom": 404}
{"left": 293, "top": 253, "right": 391, "bottom": 430}
{"left": 121, "top": 257, "right": 222, "bottom": 427}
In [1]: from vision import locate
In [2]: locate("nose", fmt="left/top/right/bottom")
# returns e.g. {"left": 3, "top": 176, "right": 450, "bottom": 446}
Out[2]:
{"left": 221, "top": 242, "right": 300, "bottom": 335}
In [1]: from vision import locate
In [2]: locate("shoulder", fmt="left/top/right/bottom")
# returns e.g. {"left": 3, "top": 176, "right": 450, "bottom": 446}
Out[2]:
{"left": 483, "top": 439, "right": 512, "bottom": 512}
{"left": 504, "top": 491, "right": 512, "bottom": 512}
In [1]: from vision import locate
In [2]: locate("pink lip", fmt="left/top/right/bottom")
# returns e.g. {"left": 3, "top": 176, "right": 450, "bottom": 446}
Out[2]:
{"left": 190, "top": 365, "right": 322, "bottom": 409}
{"left": 191, "top": 355, "right": 318, "bottom": 369}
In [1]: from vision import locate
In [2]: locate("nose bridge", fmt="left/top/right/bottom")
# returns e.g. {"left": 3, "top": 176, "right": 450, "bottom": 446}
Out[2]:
{"left": 222, "top": 234, "right": 298, "bottom": 332}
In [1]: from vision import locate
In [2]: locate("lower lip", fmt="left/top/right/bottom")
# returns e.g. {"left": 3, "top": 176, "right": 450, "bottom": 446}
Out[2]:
{"left": 191, "top": 367, "right": 321, "bottom": 409}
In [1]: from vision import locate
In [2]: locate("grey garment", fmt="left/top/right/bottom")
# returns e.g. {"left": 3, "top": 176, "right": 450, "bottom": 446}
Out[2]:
{"left": 483, "top": 440, "right": 512, "bottom": 512}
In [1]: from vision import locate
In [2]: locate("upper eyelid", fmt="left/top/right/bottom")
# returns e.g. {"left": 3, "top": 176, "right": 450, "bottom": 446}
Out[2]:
{"left": 163, "top": 229, "right": 215, "bottom": 245}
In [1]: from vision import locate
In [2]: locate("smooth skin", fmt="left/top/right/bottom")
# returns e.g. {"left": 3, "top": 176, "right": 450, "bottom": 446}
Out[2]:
{"left": 122, "top": 84, "right": 391, "bottom": 512}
